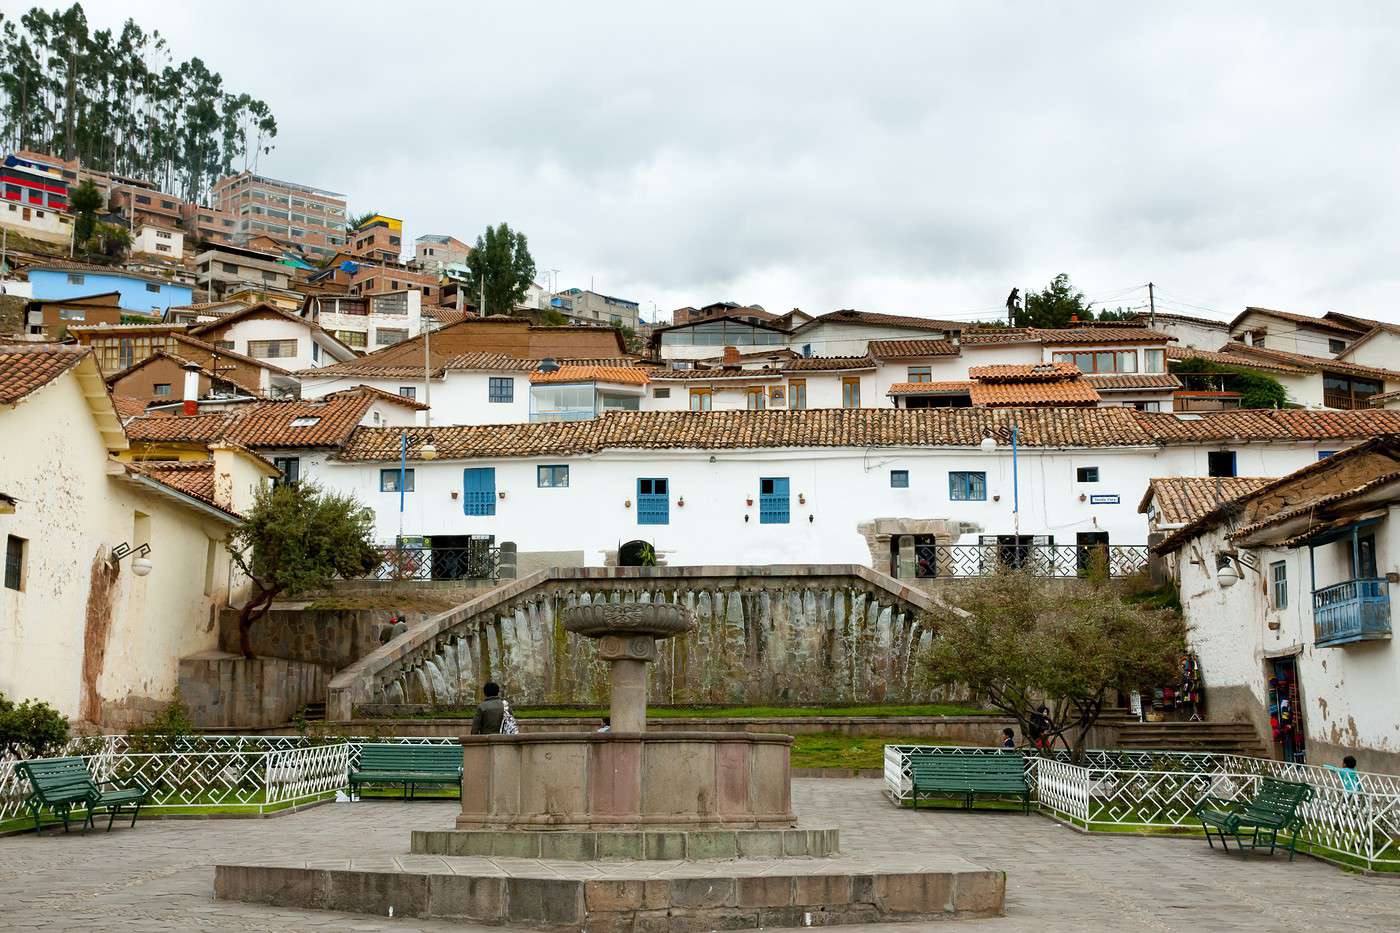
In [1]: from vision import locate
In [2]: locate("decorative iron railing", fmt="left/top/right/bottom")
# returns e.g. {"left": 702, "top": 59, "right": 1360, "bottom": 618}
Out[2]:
{"left": 911, "top": 544, "right": 1150, "bottom": 579}
{"left": 884, "top": 745, "right": 1400, "bottom": 871}
{"left": 1313, "top": 577, "right": 1391, "bottom": 646}
{"left": 361, "top": 545, "right": 500, "bottom": 582}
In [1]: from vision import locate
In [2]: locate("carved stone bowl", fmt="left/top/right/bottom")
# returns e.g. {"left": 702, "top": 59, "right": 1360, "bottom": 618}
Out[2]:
{"left": 561, "top": 602, "right": 696, "bottom": 641}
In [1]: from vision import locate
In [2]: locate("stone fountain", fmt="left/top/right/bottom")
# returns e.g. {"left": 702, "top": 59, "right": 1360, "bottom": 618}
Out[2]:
{"left": 454, "top": 600, "right": 797, "bottom": 830}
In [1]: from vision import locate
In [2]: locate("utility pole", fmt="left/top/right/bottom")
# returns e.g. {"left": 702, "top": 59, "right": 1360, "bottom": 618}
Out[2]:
{"left": 1148, "top": 281, "right": 1156, "bottom": 329}
{"left": 422, "top": 312, "right": 432, "bottom": 428}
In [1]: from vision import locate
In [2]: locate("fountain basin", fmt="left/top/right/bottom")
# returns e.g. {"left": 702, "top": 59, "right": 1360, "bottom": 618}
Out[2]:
{"left": 456, "top": 732, "right": 795, "bottom": 831}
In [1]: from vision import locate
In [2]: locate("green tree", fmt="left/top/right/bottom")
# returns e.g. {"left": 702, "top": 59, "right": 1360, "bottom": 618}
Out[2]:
{"left": 1170, "top": 357, "right": 1288, "bottom": 409}
{"left": 464, "top": 222, "right": 536, "bottom": 317}
{"left": 0, "top": 692, "right": 70, "bottom": 758}
{"left": 67, "top": 176, "right": 101, "bottom": 243}
{"left": 1017, "top": 273, "right": 1093, "bottom": 328}
{"left": 345, "top": 210, "right": 378, "bottom": 235}
{"left": 919, "top": 573, "right": 1184, "bottom": 761}
{"left": 225, "top": 481, "right": 380, "bottom": 658}
{"left": 83, "top": 220, "right": 129, "bottom": 258}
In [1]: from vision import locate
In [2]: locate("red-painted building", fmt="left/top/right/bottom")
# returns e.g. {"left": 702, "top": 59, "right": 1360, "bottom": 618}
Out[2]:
{"left": 2, "top": 153, "right": 68, "bottom": 210}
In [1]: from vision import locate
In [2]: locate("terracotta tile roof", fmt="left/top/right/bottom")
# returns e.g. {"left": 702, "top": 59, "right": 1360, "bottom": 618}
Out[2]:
{"left": 648, "top": 367, "right": 783, "bottom": 382}
{"left": 111, "top": 394, "right": 150, "bottom": 419}
{"left": 866, "top": 339, "right": 960, "bottom": 359}
{"left": 0, "top": 344, "right": 90, "bottom": 403}
{"left": 558, "top": 358, "right": 652, "bottom": 368}
{"left": 26, "top": 260, "right": 183, "bottom": 289}
{"left": 967, "top": 362, "right": 1079, "bottom": 382}
{"left": 807, "top": 309, "right": 964, "bottom": 332}
{"left": 108, "top": 348, "right": 265, "bottom": 398}
{"left": 887, "top": 381, "right": 973, "bottom": 396}
{"left": 1134, "top": 409, "right": 1400, "bottom": 442}
{"left": 441, "top": 353, "right": 539, "bottom": 373}
{"left": 1369, "top": 389, "right": 1400, "bottom": 405}
{"left": 969, "top": 377, "right": 1100, "bottom": 407}
{"left": 298, "top": 361, "right": 438, "bottom": 379}
{"left": 424, "top": 305, "right": 468, "bottom": 325}
{"left": 1165, "top": 343, "right": 1311, "bottom": 375}
{"left": 693, "top": 347, "right": 800, "bottom": 362}
{"left": 332, "top": 384, "right": 429, "bottom": 411}
{"left": 530, "top": 365, "right": 650, "bottom": 385}
{"left": 1085, "top": 373, "right": 1183, "bottom": 390}
{"left": 1129, "top": 311, "right": 1231, "bottom": 329}
{"left": 1030, "top": 326, "right": 1171, "bottom": 345}
{"left": 958, "top": 328, "right": 1037, "bottom": 345}
{"left": 188, "top": 302, "right": 357, "bottom": 359}
{"left": 125, "top": 412, "right": 235, "bottom": 443}
{"left": 337, "top": 407, "right": 1158, "bottom": 461}
{"left": 1231, "top": 306, "right": 1367, "bottom": 337}
{"left": 1141, "top": 476, "right": 1274, "bottom": 525}
{"left": 1230, "top": 470, "right": 1400, "bottom": 542}
{"left": 782, "top": 355, "right": 875, "bottom": 372}
{"left": 1215, "top": 342, "right": 1400, "bottom": 382}
{"left": 122, "top": 460, "right": 242, "bottom": 520}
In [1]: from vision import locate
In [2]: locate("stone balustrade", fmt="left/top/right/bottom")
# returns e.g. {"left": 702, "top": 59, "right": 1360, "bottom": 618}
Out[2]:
{"left": 325, "top": 565, "right": 941, "bottom": 722}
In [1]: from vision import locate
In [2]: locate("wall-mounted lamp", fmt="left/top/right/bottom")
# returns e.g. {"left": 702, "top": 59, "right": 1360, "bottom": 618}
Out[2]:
{"left": 111, "top": 542, "right": 153, "bottom": 576}
{"left": 708, "top": 455, "right": 717, "bottom": 464}
{"left": 419, "top": 436, "right": 438, "bottom": 461}
{"left": 808, "top": 514, "right": 814, "bottom": 523}
{"left": 744, "top": 514, "right": 750, "bottom": 523}
{"left": 1217, "top": 562, "right": 1240, "bottom": 588}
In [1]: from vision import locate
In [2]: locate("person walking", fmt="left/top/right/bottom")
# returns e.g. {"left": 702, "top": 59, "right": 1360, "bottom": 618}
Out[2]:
{"left": 1000, "top": 727, "right": 1016, "bottom": 749}
{"left": 470, "top": 681, "right": 507, "bottom": 735}
{"left": 1026, "top": 706, "right": 1053, "bottom": 752}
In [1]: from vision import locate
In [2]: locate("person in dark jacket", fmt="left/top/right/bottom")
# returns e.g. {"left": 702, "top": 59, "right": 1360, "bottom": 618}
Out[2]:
{"left": 470, "top": 681, "right": 506, "bottom": 735}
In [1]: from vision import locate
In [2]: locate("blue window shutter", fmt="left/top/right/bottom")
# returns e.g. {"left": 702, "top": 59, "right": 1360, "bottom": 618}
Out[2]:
{"left": 463, "top": 467, "right": 496, "bottom": 516}
{"left": 637, "top": 477, "right": 669, "bottom": 525}
{"left": 759, "top": 477, "right": 790, "bottom": 524}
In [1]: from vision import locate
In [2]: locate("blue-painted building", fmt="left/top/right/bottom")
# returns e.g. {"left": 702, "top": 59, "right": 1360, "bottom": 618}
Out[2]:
{"left": 27, "top": 264, "right": 193, "bottom": 314}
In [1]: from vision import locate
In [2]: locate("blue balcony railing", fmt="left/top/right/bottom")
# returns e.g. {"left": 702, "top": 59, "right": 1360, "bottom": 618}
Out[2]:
{"left": 1312, "top": 577, "right": 1392, "bottom": 646}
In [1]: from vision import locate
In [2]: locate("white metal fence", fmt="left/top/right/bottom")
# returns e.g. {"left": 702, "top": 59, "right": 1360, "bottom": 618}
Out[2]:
{"left": 884, "top": 745, "right": 1400, "bottom": 871}
{"left": 0, "top": 735, "right": 462, "bottom": 826}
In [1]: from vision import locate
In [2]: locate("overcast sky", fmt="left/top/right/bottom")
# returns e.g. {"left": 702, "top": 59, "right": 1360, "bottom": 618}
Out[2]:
{"left": 28, "top": 1, "right": 1400, "bottom": 324}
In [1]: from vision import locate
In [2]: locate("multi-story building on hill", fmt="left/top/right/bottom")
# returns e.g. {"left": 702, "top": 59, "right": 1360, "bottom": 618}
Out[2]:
{"left": 211, "top": 171, "right": 348, "bottom": 262}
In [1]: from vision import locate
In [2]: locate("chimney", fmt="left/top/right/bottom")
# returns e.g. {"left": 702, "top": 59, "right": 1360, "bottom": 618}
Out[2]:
{"left": 1069, "top": 312, "right": 1079, "bottom": 324}
{"left": 722, "top": 345, "right": 740, "bottom": 366}
{"left": 181, "top": 362, "right": 201, "bottom": 416}
{"left": 950, "top": 328, "right": 961, "bottom": 348}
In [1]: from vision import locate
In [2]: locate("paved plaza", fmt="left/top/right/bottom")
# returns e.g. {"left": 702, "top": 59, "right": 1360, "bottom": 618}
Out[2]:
{"left": 1, "top": 778, "right": 1396, "bottom": 931}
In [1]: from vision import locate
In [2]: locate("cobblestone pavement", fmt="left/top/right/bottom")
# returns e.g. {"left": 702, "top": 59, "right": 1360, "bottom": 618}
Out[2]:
{"left": 1, "top": 778, "right": 1397, "bottom": 931}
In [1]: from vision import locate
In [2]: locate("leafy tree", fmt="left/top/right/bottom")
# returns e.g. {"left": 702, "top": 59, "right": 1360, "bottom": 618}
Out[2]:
{"left": 127, "top": 695, "right": 194, "bottom": 753}
{"left": 1171, "top": 357, "right": 1288, "bottom": 409}
{"left": 613, "top": 323, "right": 642, "bottom": 353}
{"left": 0, "top": 692, "right": 70, "bottom": 758}
{"left": 345, "top": 210, "right": 378, "bottom": 235}
{"left": 919, "top": 573, "right": 1185, "bottom": 762}
{"left": 464, "top": 222, "right": 536, "bottom": 317}
{"left": 1016, "top": 273, "right": 1092, "bottom": 328}
{"left": 537, "top": 308, "right": 569, "bottom": 327}
{"left": 83, "top": 220, "right": 129, "bottom": 258}
{"left": 67, "top": 177, "right": 101, "bottom": 243}
{"left": 226, "top": 481, "right": 380, "bottom": 659}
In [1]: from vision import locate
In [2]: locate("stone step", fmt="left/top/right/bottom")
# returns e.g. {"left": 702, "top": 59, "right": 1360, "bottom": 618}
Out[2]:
{"left": 412, "top": 826, "right": 840, "bottom": 860}
{"left": 215, "top": 861, "right": 1004, "bottom": 930}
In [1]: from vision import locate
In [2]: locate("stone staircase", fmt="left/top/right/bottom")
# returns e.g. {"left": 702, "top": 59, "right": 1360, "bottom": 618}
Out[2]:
{"left": 1114, "top": 720, "right": 1268, "bottom": 757}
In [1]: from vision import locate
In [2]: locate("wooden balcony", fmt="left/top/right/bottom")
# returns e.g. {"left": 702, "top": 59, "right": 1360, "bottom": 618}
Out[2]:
{"left": 1313, "top": 577, "right": 1392, "bottom": 646}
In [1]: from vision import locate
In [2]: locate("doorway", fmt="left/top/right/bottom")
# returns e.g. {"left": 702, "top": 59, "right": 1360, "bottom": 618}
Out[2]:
{"left": 1077, "top": 531, "right": 1110, "bottom": 575}
{"left": 1268, "top": 656, "right": 1306, "bottom": 763}
{"left": 427, "top": 534, "right": 495, "bottom": 580}
{"left": 618, "top": 540, "right": 654, "bottom": 567}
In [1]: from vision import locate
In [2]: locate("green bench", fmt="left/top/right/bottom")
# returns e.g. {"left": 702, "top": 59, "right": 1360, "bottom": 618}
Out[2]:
{"left": 909, "top": 753, "right": 1030, "bottom": 812}
{"left": 16, "top": 757, "right": 150, "bottom": 834}
{"left": 1194, "top": 776, "right": 1314, "bottom": 860}
{"left": 349, "top": 744, "right": 463, "bottom": 800}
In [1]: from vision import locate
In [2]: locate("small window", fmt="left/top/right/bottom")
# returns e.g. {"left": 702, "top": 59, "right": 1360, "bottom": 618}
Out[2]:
{"left": 1143, "top": 349, "right": 1165, "bottom": 373}
{"left": 1076, "top": 466, "right": 1099, "bottom": 483}
{"left": 907, "top": 366, "right": 932, "bottom": 383}
{"left": 890, "top": 470, "right": 910, "bottom": 488}
{"left": 214, "top": 340, "right": 235, "bottom": 351}
{"left": 746, "top": 387, "right": 766, "bottom": 410}
{"left": 145, "top": 282, "right": 160, "bottom": 293}
{"left": 67, "top": 273, "right": 85, "bottom": 285}
{"left": 152, "top": 383, "right": 172, "bottom": 397}
{"left": 537, "top": 464, "right": 570, "bottom": 488}
{"left": 290, "top": 416, "right": 321, "bottom": 428}
{"left": 841, "top": 377, "right": 861, "bottom": 408}
{"left": 1271, "top": 561, "right": 1288, "bottom": 609}
{"left": 689, "top": 388, "right": 712, "bottom": 411}
{"left": 1329, "top": 338, "right": 1346, "bottom": 354}
{"left": 273, "top": 457, "right": 299, "bottom": 486}
{"left": 788, "top": 379, "right": 807, "bottom": 410}
{"left": 652, "top": 386, "right": 671, "bottom": 399}
{"left": 759, "top": 477, "right": 790, "bottom": 524}
{"left": 949, "top": 471, "right": 987, "bottom": 501}
{"left": 398, "top": 386, "right": 416, "bottom": 400}
{"left": 489, "top": 377, "right": 514, "bottom": 403}
{"left": 380, "top": 468, "right": 414, "bottom": 492}
{"left": 4, "top": 534, "right": 25, "bottom": 591}
{"left": 1207, "top": 450, "right": 1237, "bottom": 478}
{"left": 1318, "top": 450, "right": 1337, "bottom": 459}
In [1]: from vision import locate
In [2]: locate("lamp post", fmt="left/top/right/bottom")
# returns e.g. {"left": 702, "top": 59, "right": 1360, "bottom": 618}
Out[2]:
{"left": 980, "top": 425, "right": 1020, "bottom": 540}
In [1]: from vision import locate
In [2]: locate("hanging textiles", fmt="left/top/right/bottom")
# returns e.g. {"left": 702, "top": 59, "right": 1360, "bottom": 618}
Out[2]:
{"left": 1179, "top": 653, "right": 1204, "bottom": 720}
{"left": 1268, "top": 659, "right": 1306, "bottom": 763}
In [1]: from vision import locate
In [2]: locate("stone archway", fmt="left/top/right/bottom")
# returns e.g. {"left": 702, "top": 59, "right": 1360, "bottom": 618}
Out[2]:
{"left": 617, "top": 540, "right": 654, "bottom": 567}
{"left": 855, "top": 517, "right": 981, "bottom": 577}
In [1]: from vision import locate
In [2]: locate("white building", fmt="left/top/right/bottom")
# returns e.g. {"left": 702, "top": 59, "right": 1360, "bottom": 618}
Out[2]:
{"left": 1229, "top": 306, "right": 1366, "bottom": 359}
{"left": 1149, "top": 437, "right": 1400, "bottom": 773}
{"left": 0, "top": 344, "right": 275, "bottom": 728}
{"left": 187, "top": 303, "right": 358, "bottom": 374}
{"left": 1130, "top": 311, "right": 1232, "bottom": 351}
{"left": 309, "top": 290, "right": 425, "bottom": 352}
{"left": 131, "top": 221, "right": 185, "bottom": 259}
{"left": 292, "top": 407, "right": 1396, "bottom": 574}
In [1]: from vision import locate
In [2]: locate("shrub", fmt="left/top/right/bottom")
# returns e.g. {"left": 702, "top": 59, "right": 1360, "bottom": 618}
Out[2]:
{"left": 0, "top": 693, "right": 71, "bottom": 759}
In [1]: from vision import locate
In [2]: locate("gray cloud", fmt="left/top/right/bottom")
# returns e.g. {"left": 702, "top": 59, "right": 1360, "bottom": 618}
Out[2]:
{"left": 40, "top": 0, "right": 1400, "bottom": 323}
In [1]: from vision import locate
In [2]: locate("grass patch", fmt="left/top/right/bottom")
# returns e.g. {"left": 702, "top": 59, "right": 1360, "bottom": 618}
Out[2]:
{"left": 791, "top": 734, "right": 953, "bottom": 770}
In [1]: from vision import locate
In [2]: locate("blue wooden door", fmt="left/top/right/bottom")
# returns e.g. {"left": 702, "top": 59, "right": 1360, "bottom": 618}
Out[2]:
{"left": 463, "top": 468, "right": 496, "bottom": 516}
{"left": 637, "top": 478, "right": 669, "bottom": 525}
{"left": 759, "top": 477, "right": 789, "bottom": 524}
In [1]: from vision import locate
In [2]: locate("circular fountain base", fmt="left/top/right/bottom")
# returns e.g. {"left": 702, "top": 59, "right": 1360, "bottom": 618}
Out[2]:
{"left": 455, "top": 732, "right": 795, "bottom": 831}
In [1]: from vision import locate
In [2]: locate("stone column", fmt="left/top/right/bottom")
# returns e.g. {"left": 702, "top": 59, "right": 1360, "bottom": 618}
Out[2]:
{"left": 597, "top": 632, "right": 658, "bottom": 732}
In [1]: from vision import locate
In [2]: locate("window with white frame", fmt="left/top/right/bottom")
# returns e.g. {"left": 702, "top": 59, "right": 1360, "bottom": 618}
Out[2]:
{"left": 1271, "top": 560, "right": 1288, "bottom": 609}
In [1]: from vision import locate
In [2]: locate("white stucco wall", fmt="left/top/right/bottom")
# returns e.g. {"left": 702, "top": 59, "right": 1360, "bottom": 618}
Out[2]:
{"left": 219, "top": 316, "right": 319, "bottom": 371}
{"left": 1175, "top": 509, "right": 1400, "bottom": 769}
{"left": 1232, "top": 312, "right": 1343, "bottom": 359}
{"left": 1338, "top": 330, "right": 1400, "bottom": 371}
{"left": 1150, "top": 318, "right": 1231, "bottom": 351}
{"left": 0, "top": 373, "right": 236, "bottom": 725}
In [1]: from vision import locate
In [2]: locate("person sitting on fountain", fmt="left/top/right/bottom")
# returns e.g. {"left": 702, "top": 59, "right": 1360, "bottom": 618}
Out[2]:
{"left": 470, "top": 681, "right": 507, "bottom": 734}
{"left": 597, "top": 716, "right": 611, "bottom": 733}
